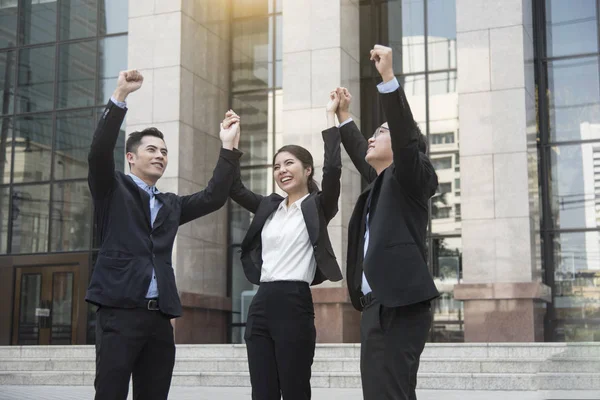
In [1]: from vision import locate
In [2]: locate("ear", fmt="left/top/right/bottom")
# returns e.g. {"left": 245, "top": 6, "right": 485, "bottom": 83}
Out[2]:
{"left": 126, "top": 152, "right": 135, "bottom": 164}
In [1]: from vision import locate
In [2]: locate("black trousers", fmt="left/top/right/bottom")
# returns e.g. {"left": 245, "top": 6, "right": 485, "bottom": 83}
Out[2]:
{"left": 245, "top": 281, "right": 316, "bottom": 400}
{"left": 360, "top": 297, "right": 432, "bottom": 400}
{"left": 94, "top": 306, "right": 175, "bottom": 400}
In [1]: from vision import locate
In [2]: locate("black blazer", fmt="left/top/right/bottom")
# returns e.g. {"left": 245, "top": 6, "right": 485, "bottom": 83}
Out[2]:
{"left": 341, "top": 86, "right": 440, "bottom": 311}
{"left": 85, "top": 100, "right": 241, "bottom": 318}
{"left": 231, "top": 128, "right": 344, "bottom": 286}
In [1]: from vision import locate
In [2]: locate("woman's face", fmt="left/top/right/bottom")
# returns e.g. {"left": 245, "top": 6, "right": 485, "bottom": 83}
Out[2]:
{"left": 273, "top": 151, "right": 311, "bottom": 195}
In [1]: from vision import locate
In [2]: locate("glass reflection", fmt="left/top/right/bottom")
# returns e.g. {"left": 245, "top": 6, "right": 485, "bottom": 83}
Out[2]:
{"left": 98, "top": 0, "right": 128, "bottom": 35}
{"left": 0, "top": 118, "right": 13, "bottom": 184}
{"left": 230, "top": 167, "right": 271, "bottom": 245}
{"left": 550, "top": 143, "right": 600, "bottom": 230}
{"left": 58, "top": 40, "right": 97, "bottom": 109}
{"left": 97, "top": 35, "right": 128, "bottom": 104}
{"left": 427, "top": 0, "right": 457, "bottom": 71}
{"left": 51, "top": 272, "right": 73, "bottom": 344}
{"left": 55, "top": 109, "right": 95, "bottom": 180}
{"left": 399, "top": 74, "right": 427, "bottom": 126}
{"left": 17, "top": 45, "right": 55, "bottom": 113}
{"left": 60, "top": 0, "right": 97, "bottom": 40}
{"left": 548, "top": 57, "right": 600, "bottom": 142}
{"left": 233, "top": 92, "right": 272, "bottom": 166}
{"left": 389, "top": 0, "right": 425, "bottom": 74}
{"left": 51, "top": 181, "right": 92, "bottom": 252}
{"left": 13, "top": 113, "right": 53, "bottom": 183}
{"left": 0, "top": 0, "right": 18, "bottom": 49}
{"left": 553, "top": 232, "right": 600, "bottom": 341}
{"left": 546, "top": 0, "right": 598, "bottom": 58}
{"left": 431, "top": 236, "right": 463, "bottom": 342}
{"left": 0, "top": 186, "right": 9, "bottom": 253}
{"left": 18, "top": 273, "right": 41, "bottom": 344}
{"left": 0, "top": 50, "right": 15, "bottom": 115}
{"left": 11, "top": 184, "right": 50, "bottom": 254}
{"left": 233, "top": 0, "right": 269, "bottom": 19}
{"left": 19, "top": 0, "right": 57, "bottom": 45}
{"left": 232, "top": 17, "right": 271, "bottom": 91}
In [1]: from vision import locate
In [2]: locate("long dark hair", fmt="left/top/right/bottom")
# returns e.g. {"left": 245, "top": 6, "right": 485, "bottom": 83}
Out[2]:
{"left": 273, "top": 145, "right": 319, "bottom": 193}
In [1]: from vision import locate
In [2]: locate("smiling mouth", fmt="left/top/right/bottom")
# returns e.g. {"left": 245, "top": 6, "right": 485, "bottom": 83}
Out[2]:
{"left": 152, "top": 162, "right": 164, "bottom": 169}
{"left": 280, "top": 176, "right": 292, "bottom": 183}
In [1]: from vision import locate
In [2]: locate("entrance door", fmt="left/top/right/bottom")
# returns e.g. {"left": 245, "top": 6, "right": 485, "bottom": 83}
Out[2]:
{"left": 12, "top": 265, "right": 79, "bottom": 345}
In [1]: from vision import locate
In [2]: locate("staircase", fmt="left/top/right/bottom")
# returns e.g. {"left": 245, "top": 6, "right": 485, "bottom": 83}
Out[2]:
{"left": 1, "top": 343, "right": 599, "bottom": 390}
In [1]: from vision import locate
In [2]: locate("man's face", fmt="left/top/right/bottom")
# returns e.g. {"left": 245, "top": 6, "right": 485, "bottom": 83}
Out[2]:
{"left": 365, "top": 122, "right": 393, "bottom": 165}
{"left": 127, "top": 135, "right": 168, "bottom": 182}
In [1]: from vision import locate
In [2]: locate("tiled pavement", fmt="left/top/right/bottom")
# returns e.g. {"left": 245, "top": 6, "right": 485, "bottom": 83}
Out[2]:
{"left": 1, "top": 386, "right": 599, "bottom": 400}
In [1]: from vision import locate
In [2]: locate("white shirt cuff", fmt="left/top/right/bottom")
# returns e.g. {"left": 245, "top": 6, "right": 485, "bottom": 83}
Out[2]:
{"left": 110, "top": 96, "right": 127, "bottom": 109}
{"left": 377, "top": 77, "right": 400, "bottom": 93}
{"left": 338, "top": 117, "right": 353, "bottom": 128}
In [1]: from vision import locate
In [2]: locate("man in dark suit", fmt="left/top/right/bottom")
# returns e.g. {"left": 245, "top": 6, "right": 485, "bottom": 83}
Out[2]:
{"left": 86, "top": 69, "right": 241, "bottom": 400}
{"left": 335, "top": 46, "right": 440, "bottom": 400}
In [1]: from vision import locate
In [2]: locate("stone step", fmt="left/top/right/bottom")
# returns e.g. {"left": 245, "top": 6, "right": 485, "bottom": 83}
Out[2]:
{"left": 0, "top": 357, "right": 551, "bottom": 374}
{"left": 3, "top": 343, "right": 597, "bottom": 360}
{"left": 538, "top": 373, "right": 600, "bottom": 391}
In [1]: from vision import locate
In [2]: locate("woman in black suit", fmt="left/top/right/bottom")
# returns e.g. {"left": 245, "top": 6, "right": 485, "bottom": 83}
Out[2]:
{"left": 223, "top": 92, "right": 343, "bottom": 400}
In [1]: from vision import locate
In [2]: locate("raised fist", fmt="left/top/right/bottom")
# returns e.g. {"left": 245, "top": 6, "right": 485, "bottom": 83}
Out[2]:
{"left": 369, "top": 45, "right": 394, "bottom": 83}
{"left": 113, "top": 69, "right": 143, "bottom": 101}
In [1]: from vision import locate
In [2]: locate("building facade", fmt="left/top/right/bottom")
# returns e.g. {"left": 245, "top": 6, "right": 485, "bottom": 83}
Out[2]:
{"left": 0, "top": 0, "right": 598, "bottom": 345}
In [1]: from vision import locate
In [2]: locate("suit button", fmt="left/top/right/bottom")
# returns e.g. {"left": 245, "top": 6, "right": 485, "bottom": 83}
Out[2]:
{"left": 313, "top": 245, "right": 318, "bottom": 251}
{"left": 152, "top": 254, "right": 156, "bottom": 259}
{"left": 149, "top": 234, "right": 153, "bottom": 240}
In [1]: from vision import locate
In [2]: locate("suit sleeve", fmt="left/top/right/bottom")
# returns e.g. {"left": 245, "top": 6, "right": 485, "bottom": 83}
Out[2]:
{"left": 87, "top": 101, "right": 126, "bottom": 199}
{"left": 178, "top": 148, "right": 242, "bottom": 225}
{"left": 229, "top": 158, "right": 264, "bottom": 214}
{"left": 379, "top": 83, "right": 438, "bottom": 199}
{"left": 339, "top": 121, "right": 377, "bottom": 183}
{"left": 319, "top": 127, "right": 342, "bottom": 222}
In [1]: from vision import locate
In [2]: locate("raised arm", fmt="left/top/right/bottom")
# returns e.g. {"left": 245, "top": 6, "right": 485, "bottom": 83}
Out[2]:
{"left": 179, "top": 110, "right": 243, "bottom": 224}
{"left": 319, "top": 90, "right": 343, "bottom": 222}
{"left": 223, "top": 110, "right": 264, "bottom": 214}
{"left": 88, "top": 70, "right": 143, "bottom": 199}
{"left": 371, "top": 45, "right": 437, "bottom": 198}
{"left": 336, "top": 88, "right": 377, "bottom": 183}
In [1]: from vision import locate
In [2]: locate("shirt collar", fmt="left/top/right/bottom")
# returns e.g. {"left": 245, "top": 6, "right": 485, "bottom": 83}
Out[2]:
{"left": 278, "top": 193, "right": 310, "bottom": 212}
{"left": 129, "top": 173, "right": 161, "bottom": 195}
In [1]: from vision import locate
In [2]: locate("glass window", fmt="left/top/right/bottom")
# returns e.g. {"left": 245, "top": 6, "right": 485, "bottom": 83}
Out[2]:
{"left": 233, "top": 92, "right": 272, "bottom": 166}
{"left": 98, "top": 0, "right": 128, "bottom": 35}
{"left": 0, "top": 186, "right": 10, "bottom": 253}
{"left": 16, "top": 45, "right": 56, "bottom": 113}
{"left": 0, "top": 118, "right": 13, "bottom": 184}
{"left": 230, "top": 167, "right": 272, "bottom": 244}
{"left": 51, "top": 181, "right": 92, "bottom": 251}
{"left": 431, "top": 155, "right": 452, "bottom": 170}
{"left": 546, "top": 0, "right": 598, "bottom": 58}
{"left": 427, "top": 0, "right": 457, "bottom": 71}
{"left": 0, "top": 0, "right": 18, "bottom": 49}
{"left": 55, "top": 108, "right": 95, "bottom": 180}
{"left": 552, "top": 231, "right": 600, "bottom": 341}
{"left": 13, "top": 113, "right": 53, "bottom": 183}
{"left": 60, "top": 0, "right": 97, "bottom": 41}
{"left": 19, "top": 0, "right": 57, "bottom": 45}
{"left": 11, "top": 183, "right": 50, "bottom": 254}
{"left": 548, "top": 57, "right": 600, "bottom": 143}
{"left": 57, "top": 40, "right": 97, "bottom": 109}
{"left": 389, "top": 0, "right": 425, "bottom": 74}
{"left": 550, "top": 143, "right": 600, "bottom": 230}
{"left": 0, "top": 50, "right": 16, "bottom": 115}
{"left": 399, "top": 74, "right": 427, "bottom": 126}
{"left": 431, "top": 236, "right": 463, "bottom": 342}
{"left": 97, "top": 35, "right": 127, "bottom": 104}
{"left": 232, "top": 17, "right": 271, "bottom": 91}
{"left": 233, "top": 0, "right": 269, "bottom": 19}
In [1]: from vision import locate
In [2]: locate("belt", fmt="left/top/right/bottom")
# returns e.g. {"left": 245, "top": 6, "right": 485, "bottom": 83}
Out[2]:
{"left": 142, "top": 298, "right": 160, "bottom": 311}
{"left": 359, "top": 292, "right": 374, "bottom": 308}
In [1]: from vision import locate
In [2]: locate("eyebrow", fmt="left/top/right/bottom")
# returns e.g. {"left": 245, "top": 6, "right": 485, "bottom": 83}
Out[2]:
{"left": 274, "top": 158, "right": 294, "bottom": 167}
{"left": 146, "top": 144, "right": 168, "bottom": 153}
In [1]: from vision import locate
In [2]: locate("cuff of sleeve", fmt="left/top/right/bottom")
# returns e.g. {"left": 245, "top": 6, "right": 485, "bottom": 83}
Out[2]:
{"left": 110, "top": 96, "right": 127, "bottom": 109}
{"left": 377, "top": 77, "right": 400, "bottom": 94}
{"left": 338, "top": 117, "right": 353, "bottom": 128}
{"left": 220, "top": 147, "right": 243, "bottom": 161}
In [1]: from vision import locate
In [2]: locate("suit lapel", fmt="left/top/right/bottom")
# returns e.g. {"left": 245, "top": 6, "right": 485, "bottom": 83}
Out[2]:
{"left": 241, "top": 195, "right": 282, "bottom": 249}
{"left": 151, "top": 193, "right": 172, "bottom": 232}
{"left": 125, "top": 176, "right": 152, "bottom": 229}
{"left": 300, "top": 194, "right": 319, "bottom": 245}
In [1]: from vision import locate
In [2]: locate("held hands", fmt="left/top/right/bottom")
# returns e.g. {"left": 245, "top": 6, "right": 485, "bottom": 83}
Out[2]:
{"left": 220, "top": 110, "right": 240, "bottom": 150}
{"left": 112, "top": 69, "right": 144, "bottom": 102}
{"left": 370, "top": 45, "right": 395, "bottom": 83}
{"left": 335, "top": 87, "right": 352, "bottom": 125}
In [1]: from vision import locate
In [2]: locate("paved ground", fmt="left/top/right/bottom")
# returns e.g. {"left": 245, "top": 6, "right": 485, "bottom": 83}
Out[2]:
{"left": 0, "top": 386, "right": 599, "bottom": 400}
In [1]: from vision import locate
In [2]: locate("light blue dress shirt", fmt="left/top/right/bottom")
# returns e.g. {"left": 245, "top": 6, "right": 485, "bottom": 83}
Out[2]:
{"left": 361, "top": 77, "right": 400, "bottom": 296}
{"left": 111, "top": 96, "right": 162, "bottom": 299}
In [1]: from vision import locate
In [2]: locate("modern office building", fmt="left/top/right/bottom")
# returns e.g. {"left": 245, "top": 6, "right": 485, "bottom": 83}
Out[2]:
{"left": 0, "top": 0, "right": 598, "bottom": 346}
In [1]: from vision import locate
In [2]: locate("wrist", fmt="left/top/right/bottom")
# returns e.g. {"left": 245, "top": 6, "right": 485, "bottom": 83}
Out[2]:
{"left": 381, "top": 72, "right": 395, "bottom": 84}
{"left": 112, "top": 88, "right": 128, "bottom": 103}
{"left": 338, "top": 111, "right": 350, "bottom": 123}
{"left": 222, "top": 141, "right": 234, "bottom": 150}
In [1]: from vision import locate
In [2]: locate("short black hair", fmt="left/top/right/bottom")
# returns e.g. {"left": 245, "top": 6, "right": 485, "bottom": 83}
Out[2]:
{"left": 126, "top": 127, "right": 165, "bottom": 154}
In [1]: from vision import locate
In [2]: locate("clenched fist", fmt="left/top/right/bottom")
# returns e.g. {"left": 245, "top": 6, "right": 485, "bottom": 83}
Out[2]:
{"left": 220, "top": 110, "right": 240, "bottom": 150}
{"left": 370, "top": 45, "right": 394, "bottom": 83}
{"left": 113, "top": 69, "right": 144, "bottom": 102}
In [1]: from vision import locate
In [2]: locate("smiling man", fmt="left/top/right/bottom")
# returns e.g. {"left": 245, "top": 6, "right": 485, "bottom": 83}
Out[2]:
{"left": 86, "top": 69, "right": 241, "bottom": 400}
{"left": 336, "top": 45, "right": 439, "bottom": 400}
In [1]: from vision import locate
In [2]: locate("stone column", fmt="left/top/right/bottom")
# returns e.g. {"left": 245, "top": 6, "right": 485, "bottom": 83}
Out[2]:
{"left": 282, "top": 0, "right": 362, "bottom": 342}
{"left": 126, "top": 0, "right": 231, "bottom": 343}
{"left": 454, "top": 0, "right": 550, "bottom": 341}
